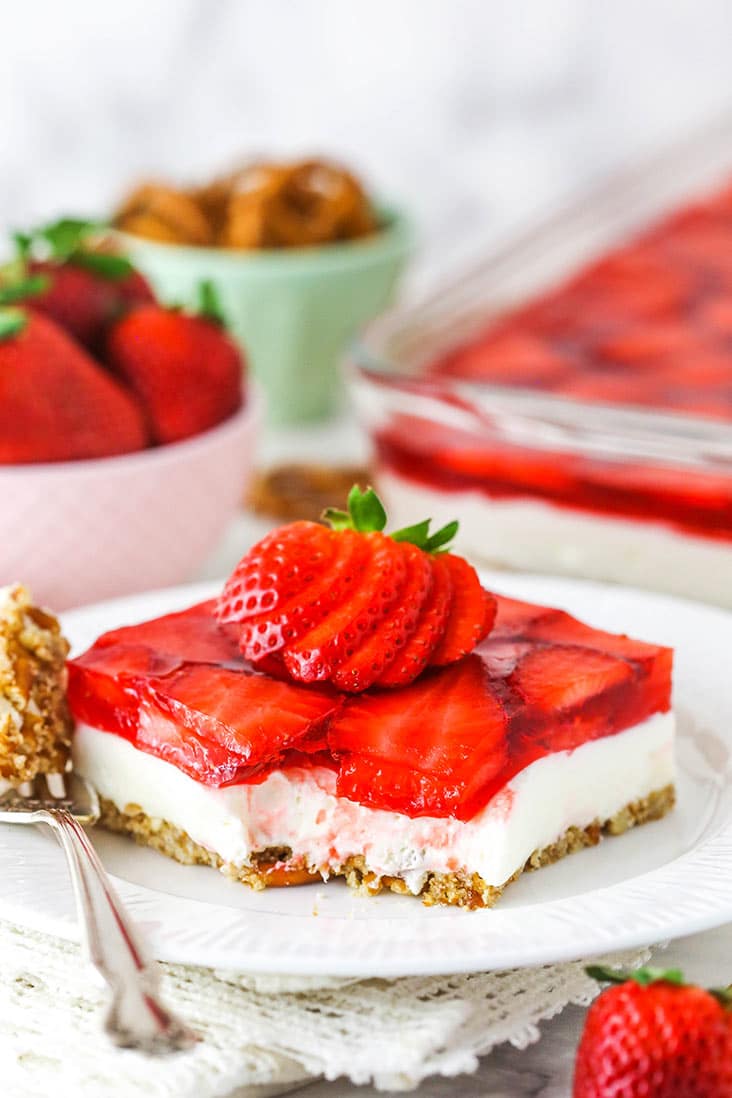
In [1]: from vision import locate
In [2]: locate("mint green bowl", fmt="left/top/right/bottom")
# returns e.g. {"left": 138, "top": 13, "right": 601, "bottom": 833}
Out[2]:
{"left": 115, "top": 208, "right": 412, "bottom": 424}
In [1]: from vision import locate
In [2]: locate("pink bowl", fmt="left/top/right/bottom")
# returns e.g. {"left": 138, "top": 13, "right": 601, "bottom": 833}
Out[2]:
{"left": 0, "top": 384, "right": 262, "bottom": 610}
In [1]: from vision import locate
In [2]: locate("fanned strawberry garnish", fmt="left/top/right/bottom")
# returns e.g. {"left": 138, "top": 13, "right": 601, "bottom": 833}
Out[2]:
{"left": 239, "top": 531, "right": 369, "bottom": 661}
{"left": 216, "top": 485, "right": 496, "bottom": 692}
{"left": 429, "top": 554, "right": 497, "bottom": 666}
{"left": 331, "top": 541, "right": 433, "bottom": 692}
{"left": 377, "top": 553, "right": 453, "bottom": 687}
{"left": 217, "top": 521, "right": 336, "bottom": 624}
{"left": 284, "top": 531, "right": 407, "bottom": 683}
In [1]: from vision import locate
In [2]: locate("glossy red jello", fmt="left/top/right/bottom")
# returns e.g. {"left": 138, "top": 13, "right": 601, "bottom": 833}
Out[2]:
{"left": 68, "top": 595, "right": 672, "bottom": 822}
{"left": 372, "top": 182, "right": 732, "bottom": 544}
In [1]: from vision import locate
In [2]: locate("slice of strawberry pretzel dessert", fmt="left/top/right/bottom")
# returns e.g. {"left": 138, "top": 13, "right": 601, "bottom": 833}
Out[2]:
{"left": 69, "top": 487, "right": 675, "bottom": 908}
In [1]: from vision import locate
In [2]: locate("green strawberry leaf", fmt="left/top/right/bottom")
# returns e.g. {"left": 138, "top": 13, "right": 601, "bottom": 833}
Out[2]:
{"left": 709, "top": 986, "right": 732, "bottom": 1010}
{"left": 197, "top": 279, "right": 227, "bottom": 326}
{"left": 40, "top": 217, "right": 103, "bottom": 259}
{"left": 391, "top": 519, "right": 431, "bottom": 548}
{"left": 0, "top": 307, "right": 27, "bottom": 340}
{"left": 324, "top": 485, "right": 459, "bottom": 551}
{"left": 346, "top": 485, "right": 387, "bottom": 532}
{"left": 72, "top": 250, "right": 133, "bottom": 280}
{"left": 322, "top": 507, "right": 352, "bottom": 531}
{"left": 587, "top": 965, "right": 686, "bottom": 988}
{"left": 425, "top": 520, "right": 459, "bottom": 553}
{"left": 0, "top": 274, "right": 50, "bottom": 305}
{"left": 12, "top": 231, "right": 33, "bottom": 261}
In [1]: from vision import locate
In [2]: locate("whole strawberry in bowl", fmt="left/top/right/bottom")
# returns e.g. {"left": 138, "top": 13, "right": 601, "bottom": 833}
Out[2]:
{"left": 573, "top": 966, "right": 732, "bottom": 1097}
{"left": 0, "top": 234, "right": 260, "bottom": 609}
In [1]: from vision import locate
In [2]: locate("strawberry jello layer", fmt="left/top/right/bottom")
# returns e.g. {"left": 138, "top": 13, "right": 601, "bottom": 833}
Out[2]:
{"left": 68, "top": 597, "right": 675, "bottom": 907}
{"left": 369, "top": 181, "right": 732, "bottom": 604}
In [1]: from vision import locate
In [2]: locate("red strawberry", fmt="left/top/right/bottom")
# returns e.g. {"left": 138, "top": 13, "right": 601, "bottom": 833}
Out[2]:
{"left": 331, "top": 541, "right": 433, "bottom": 691}
{"left": 573, "top": 966, "right": 732, "bottom": 1098}
{"left": 429, "top": 554, "right": 497, "bottom": 666}
{"left": 0, "top": 308, "right": 148, "bottom": 463}
{"left": 8, "top": 218, "right": 154, "bottom": 351}
{"left": 510, "top": 644, "right": 634, "bottom": 711}
{"left": 106, "top": 282, "right": 243, "bottom": 444}
{"left": 216, "top": 486, "right": 495, "bottom": 692}
{"left": 330, "top": 655, "right": 508, "bottom": 818}
{"left": 377, "top": 552, "right": 453, "bottom": 687}
{"left": 239, "top": 533, "right": 371, "bottom": 662}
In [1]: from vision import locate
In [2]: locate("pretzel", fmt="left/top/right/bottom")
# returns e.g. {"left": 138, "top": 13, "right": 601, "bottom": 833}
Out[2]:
{"left": 115, "top": 183, "right": 213, "bottom": 246}
{"left": 115, "top": 160, "right": 377, "bottom": 250}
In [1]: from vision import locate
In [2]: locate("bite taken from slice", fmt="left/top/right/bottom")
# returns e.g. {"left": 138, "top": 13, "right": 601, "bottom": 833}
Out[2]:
{"left": 0, "top": 584, "right": 73, "bottom": 785}
{"left": 69, "top": 487, "right": 676, "bottom": 908}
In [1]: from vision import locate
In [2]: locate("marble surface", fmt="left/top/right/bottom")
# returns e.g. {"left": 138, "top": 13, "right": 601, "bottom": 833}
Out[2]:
{"left": 4, "top": 0, "right": 732, "bottom": 293}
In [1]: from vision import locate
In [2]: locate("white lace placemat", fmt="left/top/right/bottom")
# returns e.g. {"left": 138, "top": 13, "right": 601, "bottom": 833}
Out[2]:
{"left": 0, "top": 919, "right": 651, "bottom": 1096}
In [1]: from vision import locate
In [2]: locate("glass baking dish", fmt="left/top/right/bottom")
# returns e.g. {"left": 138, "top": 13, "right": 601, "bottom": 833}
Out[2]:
{"left": 350, "top": 115, "right": 732, "bottom": 608}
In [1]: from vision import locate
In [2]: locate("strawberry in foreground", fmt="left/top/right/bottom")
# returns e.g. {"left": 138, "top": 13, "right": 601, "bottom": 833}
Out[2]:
{"left": 106, "top": 281, "right": 244, "bottom": 444}
{"left": 573, "top": 966, "right": 732, "bottom": 1097}
{"left": 217, "top": 485, "right": 496, "bottom": 692}
{"left": 8, "top": 218, "right": 154, "bottom": 351}
{"left": 0, "top": 307, "right": 148, "bottom": 463}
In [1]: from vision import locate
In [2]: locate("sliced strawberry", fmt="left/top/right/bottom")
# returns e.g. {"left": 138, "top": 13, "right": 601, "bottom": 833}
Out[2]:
{"left": 283, "top": 532, "right": 407, "bottom": 682}
{"left": 597, "top": 321, "right": 702, "bottom": 366}
{"left": 330, "top": 656, "right": 508, "bottom": 819}
{"left": 217, "top": 521, "right": 337, "bottom": 623}
{"left": 141, "top": 664, "right": 341, "bottom": 784}
{"left": 510, "top": 644, "right": 634, "bottom": 711}
{"left": 489, "top": 595, "right": 554, "bottom": 639}
{"left": 91, "top": 600, "right": 242, "bottom": 670}
{"left": 332, "top": 542, "right": 433, "bottom": 691}
{"left": 240, "top": 531, "right": 369, "bottom": 661}
{"left": 429, "top": 554, "right": 496, "bottom": 666}
{"left": 377, "top": 553, "right": 453, "bottom": 687}
{"left": 524, "top": 610, "right": 666, "bottom": 665}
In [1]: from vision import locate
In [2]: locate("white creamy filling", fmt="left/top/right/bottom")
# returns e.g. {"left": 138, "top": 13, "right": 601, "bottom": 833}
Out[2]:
{"left": 377, "top": 470, "right": 732, "bottom": 608}
{"left": 73, "top": 712, "right": 675, "bottom": 891}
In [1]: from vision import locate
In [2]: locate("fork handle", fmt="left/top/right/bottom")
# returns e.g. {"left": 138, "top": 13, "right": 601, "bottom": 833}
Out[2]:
{"left": 42, "top": 808, "right": 196, "bottom": 1054}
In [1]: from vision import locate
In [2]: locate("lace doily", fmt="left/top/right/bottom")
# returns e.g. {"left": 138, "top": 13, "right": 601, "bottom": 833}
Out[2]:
{"left": 0, "top": 919, "right": 650, "bottom": 1096}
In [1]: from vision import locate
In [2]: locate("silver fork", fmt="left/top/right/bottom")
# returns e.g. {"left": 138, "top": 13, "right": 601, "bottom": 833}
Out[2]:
{"left": 0, "top": 771, "right": 196, "bottom": 1054}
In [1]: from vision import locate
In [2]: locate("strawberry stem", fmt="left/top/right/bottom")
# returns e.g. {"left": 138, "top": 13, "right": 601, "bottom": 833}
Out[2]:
{"left": 323, "top": 485, "right": 459, "bottom": 552}
{"left": 0, "top": 307, "right": 27, "bottom": 340}
{"left": 0, "top": 273, "right": 50, "bottom": 305}
{"left": 197, "top": 280, "right": 227, "bottom": 326}
{"left": 587, "top": 965, "right": 686, "bottom": 988}
{"left": 11, "top": 218, "right": 133, "bottom": 281}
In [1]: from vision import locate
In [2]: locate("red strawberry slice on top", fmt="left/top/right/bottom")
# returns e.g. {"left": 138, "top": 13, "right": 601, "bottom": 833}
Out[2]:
{"left": 217, "top": 521, "right": 337, "bottom": 624}
{"left": 329, "top": 656, "right": 508, "bottom": 819}
{"left": 429, "top": 554, "right": 497, "bottom": 666}
{"left": 510, "top": 645, "right": 635, "bottom": 712}
{"left": 142, "top": 664, "right": 340, "bottom": 785}
{"left": 284, "top": 531, "right": 408, "bottom": 683}
{"left": 237, "top": 531, "right": 370, "bottom": 661}
{"left": 331, "top": 541, "right": 433, "bottom": 692}
{"left": 377, "top": 552, "right": 454, "bottom": 687}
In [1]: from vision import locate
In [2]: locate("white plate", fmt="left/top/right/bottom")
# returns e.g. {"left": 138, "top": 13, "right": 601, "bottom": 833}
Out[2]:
{"left": 3, "top": 574, "right": 732, "bottom": 977}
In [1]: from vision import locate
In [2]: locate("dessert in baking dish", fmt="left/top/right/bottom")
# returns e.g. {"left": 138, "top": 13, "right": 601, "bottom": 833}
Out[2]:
{"left": 68, "top": 491, "right": 675, "bottom": 908}
{"left": 368, "top": 181, "right": 732, "bottom": 604}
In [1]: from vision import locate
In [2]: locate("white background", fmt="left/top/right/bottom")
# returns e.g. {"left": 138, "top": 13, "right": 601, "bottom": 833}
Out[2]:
{"left": 3, "top": 0, "right": 732, "bottom": 286}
